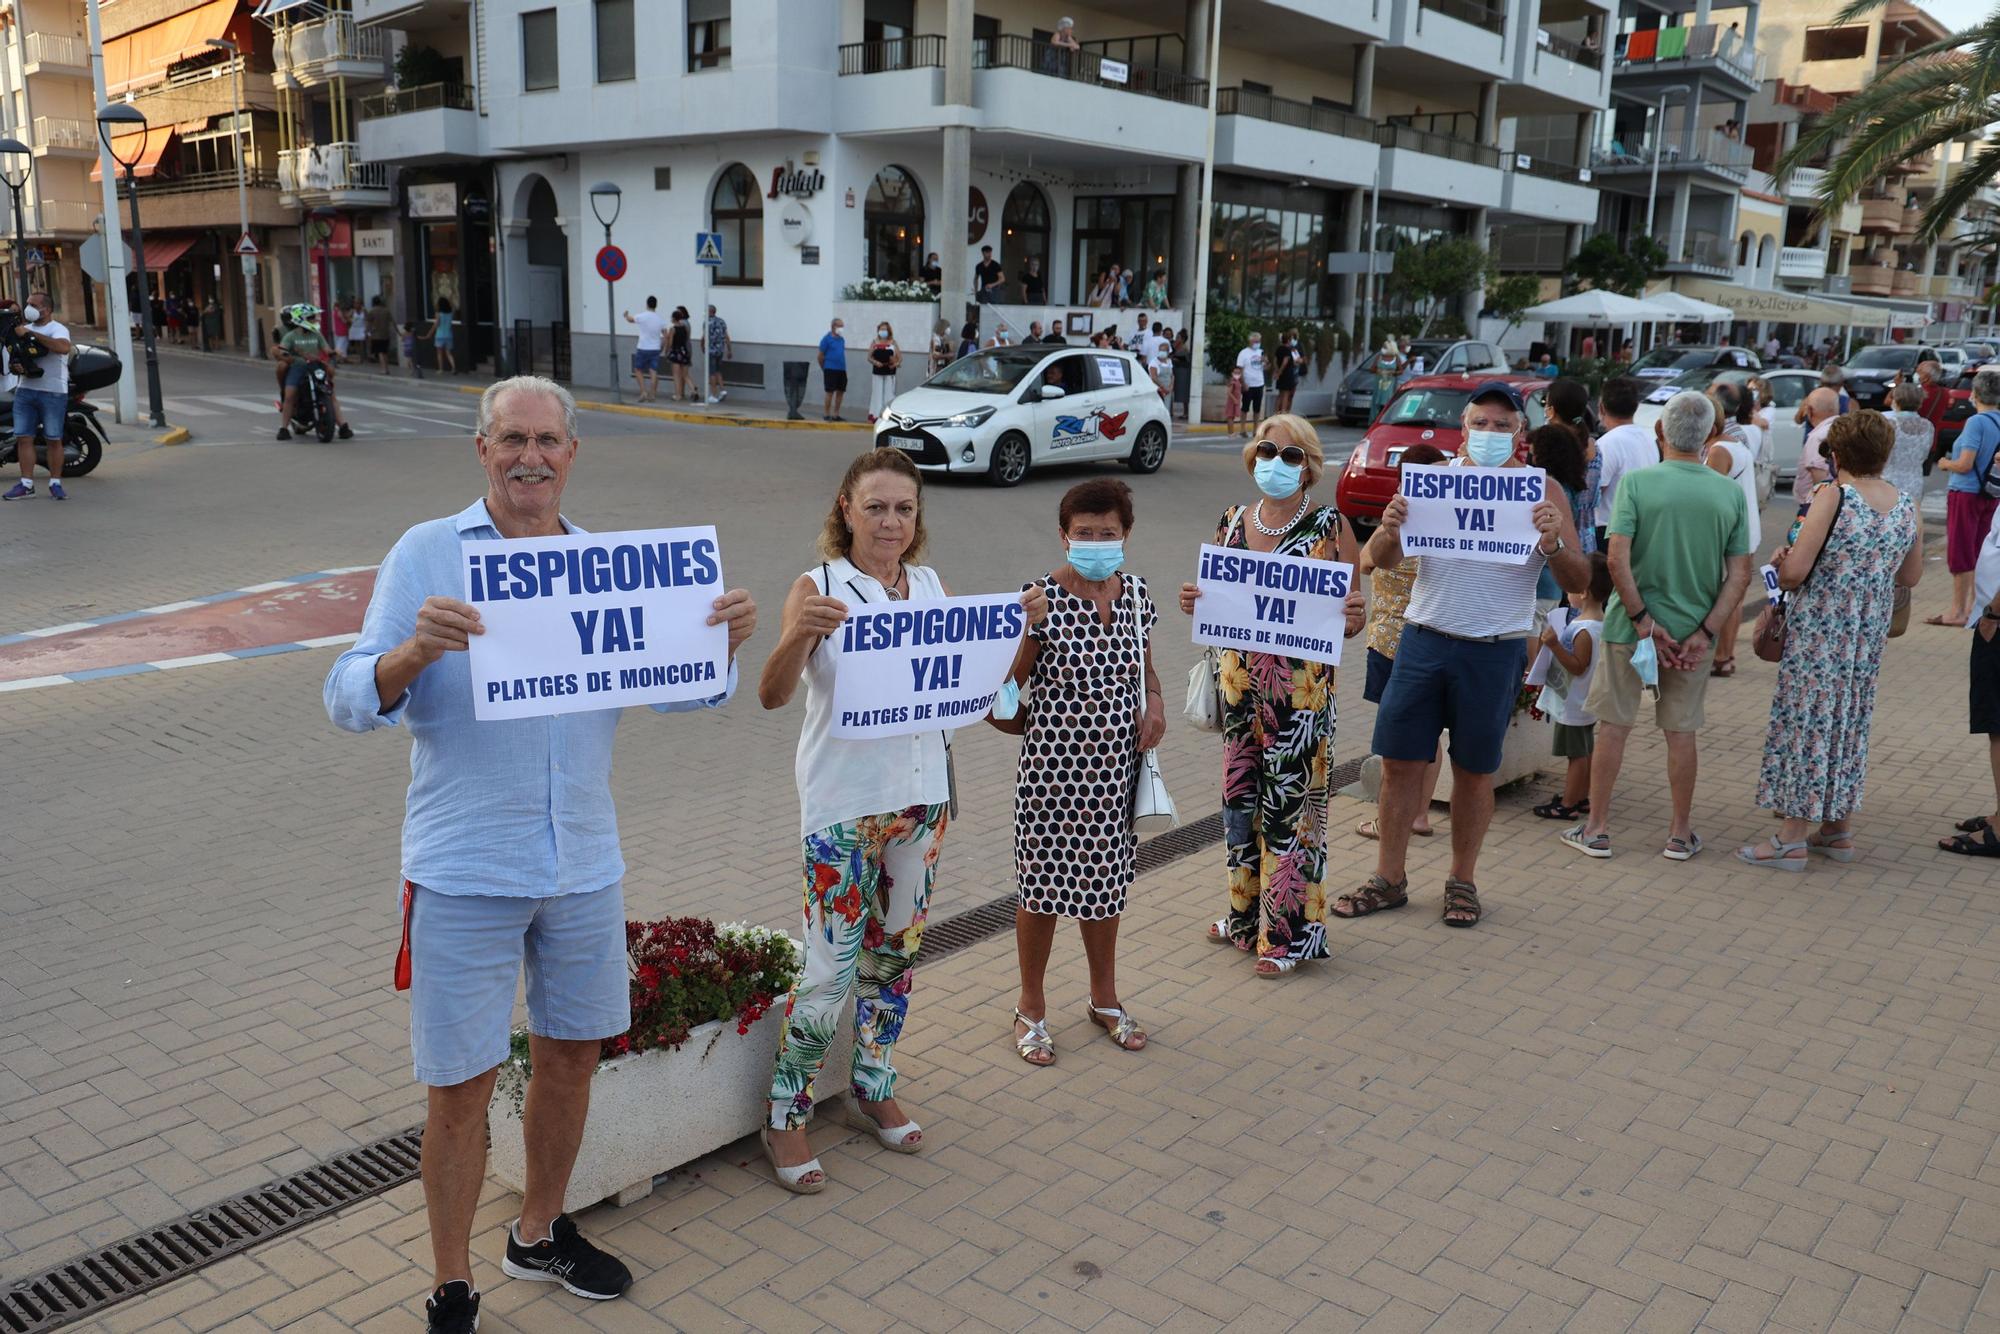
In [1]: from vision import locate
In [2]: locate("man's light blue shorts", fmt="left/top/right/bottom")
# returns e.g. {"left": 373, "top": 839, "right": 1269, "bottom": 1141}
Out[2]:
{"left": 408, "top": 881, "right": 629, "bottom": 1087}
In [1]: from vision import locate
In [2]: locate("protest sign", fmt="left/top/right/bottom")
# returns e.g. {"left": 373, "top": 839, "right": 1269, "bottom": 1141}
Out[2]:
{"left": 1398, "top": 463, "right": 1547, "bottom": 565}
{"left": 461, "top": 525, "right": 728, "bottom": 720}
{"left": 1759, "top": 563, "right": 1782, "bottom": 606}
{"left": 1524, "top": 606, "right": 1569, "bottom": 686}
{"left": 829, "top": 592, "right": 1027, "bottom": 739}
{"left": 1192, "top": 543, "right": 1353, "bottom": 667}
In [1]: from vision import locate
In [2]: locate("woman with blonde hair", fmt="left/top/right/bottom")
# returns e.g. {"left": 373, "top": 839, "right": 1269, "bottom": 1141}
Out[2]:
{"left": 1178, "top": 414, "right": 1366, "bottom": 976}
{"left": 1369, "top": 337, "right": 1405, "bottom": 420}
{"left": 757, "top": 447, "right": 1047, "bottom": 1189}
{"left": 928, "top": 318, "right": 955, "bottom": 377}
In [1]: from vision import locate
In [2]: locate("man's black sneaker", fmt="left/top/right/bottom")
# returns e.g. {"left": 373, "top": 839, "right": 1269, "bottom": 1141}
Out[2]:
{"left": 276, "top": 427, "right": 292, "bottom": 440}
{"left": 337, "top": 423, "right": 354, "bottom": 439}
{"left": 425, "top": 1280, "right": 479, "bottom": 1332}
{"left": 500, "top": 1214, "right": 630, "bottom": 1300}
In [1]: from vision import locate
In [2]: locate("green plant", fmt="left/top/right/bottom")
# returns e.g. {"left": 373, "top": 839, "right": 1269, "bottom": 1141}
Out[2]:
{"left": 393, "top": 44, "right": 453, "bottom": 88}
{"left": 1202, "top": 309, "right": 1348, "bottom": 377}
{"left": 841, "top": 278, "right": 936, "bottom": 301}
{"left": 1486, "top": 273, "right": 1544, "bottom": 343}
{"left": 1553, "top": 356, "right": 1618, "bottom": 396}
{"left": 1387, "top": 237, "right": 1496, "bottom": 336}
{"left": 1562, "top": 233, "right": 1665, "bottom": 297}
{"left": 495, "top": 919, "right": 800, "bottom": 1116}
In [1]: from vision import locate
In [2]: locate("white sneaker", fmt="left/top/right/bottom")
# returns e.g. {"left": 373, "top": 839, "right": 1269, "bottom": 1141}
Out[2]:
{"left": 717, "top": 389, "right": 728, "bottom": 401}
{"left": 706, "top": 396, "right": 720, "bottom": 404}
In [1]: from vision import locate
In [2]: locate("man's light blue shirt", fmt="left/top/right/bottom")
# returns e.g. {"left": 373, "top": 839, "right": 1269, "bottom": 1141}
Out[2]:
{"left": 324, "top": 497, "right": 736, "bottom": 898}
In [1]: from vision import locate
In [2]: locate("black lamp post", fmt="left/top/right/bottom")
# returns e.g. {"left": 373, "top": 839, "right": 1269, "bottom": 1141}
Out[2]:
{"left": 589, "top": 181, "right": 622, "bottom": 402}
{"left": 98, "top": 103, "right": 165, "bottom": 428}
{"left": 0, "top": 137, "right": 29, "bottom": 307}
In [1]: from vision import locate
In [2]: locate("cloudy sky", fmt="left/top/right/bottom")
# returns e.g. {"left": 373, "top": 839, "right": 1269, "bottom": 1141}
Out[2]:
{"left": 1915, "top": 0, "right": 1987, "bottom": 28}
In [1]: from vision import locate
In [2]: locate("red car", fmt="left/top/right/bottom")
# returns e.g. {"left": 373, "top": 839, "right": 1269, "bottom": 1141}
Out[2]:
{"left": 1334, "top": 374, "right": 1550, "bottom": 529}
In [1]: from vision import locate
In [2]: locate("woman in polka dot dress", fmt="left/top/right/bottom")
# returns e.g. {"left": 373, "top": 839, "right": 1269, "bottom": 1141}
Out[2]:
{"left": 1179, "top": 415, "right": 1366, "bottom": 977}
{"left": 998, "top": 479, "right": 1164, "bottom": 1066}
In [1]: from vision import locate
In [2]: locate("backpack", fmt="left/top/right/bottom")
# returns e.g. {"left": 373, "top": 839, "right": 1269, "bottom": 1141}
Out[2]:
{"left": 1977, "top": 410, "right": 2000, "bottom": 499}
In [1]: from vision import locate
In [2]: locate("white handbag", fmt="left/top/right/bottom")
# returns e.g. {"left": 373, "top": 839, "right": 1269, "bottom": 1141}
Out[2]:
{"left": 1128, "top": 580, "right": 1178, "bottom": 832}
{"left": 1181, "top": 506, "right": 1241, "bottom": 736}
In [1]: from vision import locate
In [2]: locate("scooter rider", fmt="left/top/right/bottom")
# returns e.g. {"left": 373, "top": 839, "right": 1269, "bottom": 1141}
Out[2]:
{"left": 276, "top": 303, "right": 353, "bottom": 440}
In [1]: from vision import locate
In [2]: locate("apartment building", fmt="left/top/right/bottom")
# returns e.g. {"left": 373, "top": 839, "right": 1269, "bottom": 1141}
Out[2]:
{"left": 347, "top": 0, "right": 1610, "bottom": 394}
{"left": 0, "top": 0, "right": 106, "bottom": 324}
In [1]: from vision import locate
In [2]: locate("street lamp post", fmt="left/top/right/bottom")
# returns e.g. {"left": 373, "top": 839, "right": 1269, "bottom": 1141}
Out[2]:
{"left": 0, "top": 137, "right": 31, "bottom": 307}
{"left": 589, "top": 181, "right": 622, "bottom": 402}
{"left": 97, "top": 103, "right": 165, "bottom": 428}
{"left": 204, "top": 37, "right": 260, "bottom": 357}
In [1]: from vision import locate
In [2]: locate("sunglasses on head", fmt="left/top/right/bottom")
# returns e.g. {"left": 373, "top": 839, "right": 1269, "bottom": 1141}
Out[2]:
{"left": 1254, "top": 440, "right": 1308, "bottom": 466}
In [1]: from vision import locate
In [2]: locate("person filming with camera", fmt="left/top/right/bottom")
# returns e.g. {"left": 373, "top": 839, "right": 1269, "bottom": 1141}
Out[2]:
{"left": 3, "top": 290, "right": 74, "bottom": 501}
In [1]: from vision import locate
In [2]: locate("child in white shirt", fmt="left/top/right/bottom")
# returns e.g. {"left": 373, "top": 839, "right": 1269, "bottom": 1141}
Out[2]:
{"left": 1533, "top": 552, "right": 1611, "bottom": 822}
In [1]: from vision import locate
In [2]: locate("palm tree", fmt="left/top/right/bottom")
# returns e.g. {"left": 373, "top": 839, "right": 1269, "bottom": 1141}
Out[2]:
{"left": 1774, "top": 0, "right": 2000, "bottom": 246}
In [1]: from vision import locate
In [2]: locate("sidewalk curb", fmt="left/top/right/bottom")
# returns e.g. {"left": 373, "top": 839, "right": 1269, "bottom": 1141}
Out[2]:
{"left": 1177, "top": 415, "right": 1339, "bottom": 437}
{"left": 441, "top": 383, "right": 870, "bottom": 431}
{"left": 155, "top": 426, "right": 191, "bottom": 446}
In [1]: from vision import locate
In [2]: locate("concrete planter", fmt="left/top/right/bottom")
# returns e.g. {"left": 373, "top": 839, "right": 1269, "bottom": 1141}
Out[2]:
{"left": 832, "top": 300, "right": 941, "bottom": 370}
{"left": 488, "top": 1007, "right": 854, "bottom": 1214}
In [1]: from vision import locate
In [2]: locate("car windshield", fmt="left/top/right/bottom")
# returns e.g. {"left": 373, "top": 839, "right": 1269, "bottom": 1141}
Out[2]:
{"left": 924, "top": 349, "right": 1046, "bottom": 394}
{"left": 1631, "top": 347, "right": 1717, "bottom": 373}
{"left": 1664, "top": 368, "right": 1735, "bottom": 392}
{"left": 1384, "top": 388, "right": 1471, "bottom": 425}
{"left": 1407, "top": 341, "right": 1452, "bottom": 360}
{"left": 1848, "top": 346, "right": 1920, "bottom": 371}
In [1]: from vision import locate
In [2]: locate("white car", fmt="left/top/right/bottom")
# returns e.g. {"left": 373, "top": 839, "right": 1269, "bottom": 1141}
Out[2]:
{"left": 1631, "top": 366, "right": 1821, "bottom": 502}
{"left": 873, "top": 345, "right": 1172, "bottom": 486}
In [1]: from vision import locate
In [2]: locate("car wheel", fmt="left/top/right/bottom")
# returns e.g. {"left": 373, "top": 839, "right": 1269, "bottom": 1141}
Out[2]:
{"left": 1126, "top": 422, "right": 1167, "bottom": 474}
{"left": 987, "top": 431, "right": 1030, "bottom": 487}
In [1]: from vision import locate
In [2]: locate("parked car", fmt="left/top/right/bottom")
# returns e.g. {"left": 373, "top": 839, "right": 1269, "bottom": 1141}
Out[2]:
{"left": 1839, "top": 343, "right": 1937, "bottom": 410}
{"left": 1632, "top": 365, "right": 1818, "bottom": 499}
{"left": 1334, "top": 374, "right": 1546, "bottom": 529}
{"left": 1934, "top": 346, "right": 1968, "bottom": 377}
{"left": 1333, "top": 338, "right": 1508, "bottom": 424}
{"left": 872, "top": 344, "right": 1171, "bottom": 487}
{"left": 1627, "top": 344, "right": 1762, "bottom": 383}
{"left": 1952, "top": 340, "right": 1996, "bottom": 365}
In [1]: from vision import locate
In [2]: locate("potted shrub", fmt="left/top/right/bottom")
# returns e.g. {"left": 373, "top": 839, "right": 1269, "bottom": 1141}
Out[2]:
{"left": 487, "top": 918, "right": 851, "bottom": 1213}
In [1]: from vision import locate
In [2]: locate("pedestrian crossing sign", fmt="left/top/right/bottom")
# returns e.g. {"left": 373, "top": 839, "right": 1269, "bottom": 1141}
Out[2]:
{"left": 695, "top": 231, "right": 724, "bottom": 267}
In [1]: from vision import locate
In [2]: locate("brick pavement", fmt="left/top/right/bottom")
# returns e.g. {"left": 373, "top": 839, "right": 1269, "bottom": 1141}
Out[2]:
{"left": 40, "top": 557, "right": 2000, "bottom": 1330}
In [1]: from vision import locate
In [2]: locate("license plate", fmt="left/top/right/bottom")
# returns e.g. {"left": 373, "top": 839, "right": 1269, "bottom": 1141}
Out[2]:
{"left": 887, "top": 435, "right": 925, "bottom": 453}
{"left": 1385, "top": 448, "right": 1405, "bottom": 468}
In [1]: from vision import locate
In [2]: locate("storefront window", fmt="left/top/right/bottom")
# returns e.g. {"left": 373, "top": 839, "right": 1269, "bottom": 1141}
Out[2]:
{"left": 1002, "top": 183, "right": 1050, "bottom": 296}
{"left": 710, "top": 163, "right": 763, "bottom": 286}
{"left": 1206, "top": 175, "right": 1338, "bottom": 318}
{"left": 863, "top": 165, "right": 925, "bottom": 282}
{"left": 1070, "top": 195, "right": 1172, "bottom": 304}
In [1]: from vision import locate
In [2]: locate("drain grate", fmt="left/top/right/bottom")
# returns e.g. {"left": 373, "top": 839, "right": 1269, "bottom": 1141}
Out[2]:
{"left": 1, "top": 1129, "right": 424, "bottom": 1332}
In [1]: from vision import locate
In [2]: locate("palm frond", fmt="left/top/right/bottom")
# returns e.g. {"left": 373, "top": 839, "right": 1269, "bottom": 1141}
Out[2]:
{"left": 1917, "top": 141, "right": 2000, "bottom": 244}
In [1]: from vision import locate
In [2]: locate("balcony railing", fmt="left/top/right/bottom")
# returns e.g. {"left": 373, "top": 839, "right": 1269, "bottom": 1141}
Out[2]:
{"left": 1216, "top": 87, "right": 1374, "bottom": 141}
{"left": 356, "top": 81, "right": 477, "bottom": 120}
{"left": 1778, "top": 246, "right": 1829, "bottom": 280}
{"left": 274, "top": 14, "right": 387, "bottom": 74}
{"left": 1377, "top": 121, "right": 1502, "bottom": 169}
{"left": 837, "top": 35, "right": 946, "bottom": 75}
{"left": 1613, "top": 23, "right": 1763, "bottom": 84}
{"left": 126, "top": 169, "right": 281, "bottom": 197}
{"left": 32, "top": 116, "right": 95, "bottom": 153}
{"left": 1676, "top": 230, "right": 1731, "bottom": 270}
{"left": 1783, "top": 165, "right": 1827, "bottom": 202}
{"left": 279, "top": 142, "right": 388, "bottom": 195}
{"left": 36, "top": 199, "right": 95, "bottom": 233}
{"left": 1538, "top": 29, "right": 1603, "bottom": 70}
{"left": 1421, "top": 0, "right": 1505, "bottom": 35}
{"left": 23, "top": 32, "right": 89, "bottom": 69}
{"left": 1506, "top": 152, "right": 1588, "bottom": 184}
{"left": 1590, "top": 133, "right": 1752, "bottom": 177}
{"left": 977, "top": 34, "right": 1208, "bottom": 106}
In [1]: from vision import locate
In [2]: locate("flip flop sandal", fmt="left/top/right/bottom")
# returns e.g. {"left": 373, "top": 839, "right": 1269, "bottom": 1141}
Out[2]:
{"left": 1356, "top": 818, "right": 1433, "bottom": 839}
{"left": 1012, "top": 1010, "right": 1056, "bottom": 1066}
{"left": 1331, "top": 873, "right": 1409, "bottom": 919}
{"left": 1737, "top": 837, "right": 1808, "bottom": 871}
{"left": 1085, "top": 1004, "right": 1146, "bottom": 1050}
{"left": 758, "top": 1126, "right": 826, "bottom": 1194}
{"left": 1532, "top": 798, "right": 1585, "bottom": 821}
{"left": 1441, "top": 878, "right": 1481, "bottom": 928}
{"left": 1662, "top": 833, "right": 1704, "bottom": 862}
{"left": 1807, "top": 832, "right": 1859, "bottom": 863}
{"left": 1939, "top": 827, "right": 2000, "bottom": 857}
{"left": 1709, "top": 658, "right": 1736, "bottom": 678}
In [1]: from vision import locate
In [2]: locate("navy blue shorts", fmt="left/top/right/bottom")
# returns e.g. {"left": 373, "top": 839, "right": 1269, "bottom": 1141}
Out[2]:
{"left": 1371, "top": 623, "right": 1528, "bottom": 775}
{"left": 1363, "top": 647, "right": 1395, "bottom": 704}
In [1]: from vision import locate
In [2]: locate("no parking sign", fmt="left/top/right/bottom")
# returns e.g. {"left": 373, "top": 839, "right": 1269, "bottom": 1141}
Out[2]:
{"left": 594, "top": 244, "right": 627, "bottom": 282}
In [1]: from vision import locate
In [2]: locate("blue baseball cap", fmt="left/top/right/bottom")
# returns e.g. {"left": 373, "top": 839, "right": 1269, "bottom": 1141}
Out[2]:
{"left": 1467, "top": 379, "right": 1525, "bottom": 413}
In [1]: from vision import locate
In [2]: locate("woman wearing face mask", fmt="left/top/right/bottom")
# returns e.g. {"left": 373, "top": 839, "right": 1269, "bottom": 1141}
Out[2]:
{"left": 867, "top": 322, "right": 902, "bottom": 424}
{"left": 757, "top": 448, "right": 1050, "bottom": 1191}
{"left": 991, "top": 479, "right": 1161, "bottom": 1065}
{"left": 929, "top": 318, "right": 955, "bottom": 377}
{"left": 1274, "top": 329, "right": 1303, "bottom": 415}
{"left": 1177, "top": 415, "right": 1367, "bottom": 976}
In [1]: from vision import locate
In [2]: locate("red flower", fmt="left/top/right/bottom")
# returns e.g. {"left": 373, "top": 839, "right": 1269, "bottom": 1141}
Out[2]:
{"left": 831, "top": 886, "right": 864, "bottom": 924}
{"left": 812, "top": 863, "right": 842, "bottom": 895}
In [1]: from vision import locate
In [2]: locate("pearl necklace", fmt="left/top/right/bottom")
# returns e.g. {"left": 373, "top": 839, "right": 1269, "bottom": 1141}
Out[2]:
{"left": 1249, "top": 493, "right": 1309, "bottom": 537}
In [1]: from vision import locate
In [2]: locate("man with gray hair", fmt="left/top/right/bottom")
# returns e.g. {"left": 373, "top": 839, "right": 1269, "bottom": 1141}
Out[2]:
{"left": 324, "top": 376, "right": 757, "bottom": 1331}
{"left": 1562, "top": 389, "right": 1751, "bottom": 862}
{"left": 1793, "top": 386, "right": 1842, "bottom": 513}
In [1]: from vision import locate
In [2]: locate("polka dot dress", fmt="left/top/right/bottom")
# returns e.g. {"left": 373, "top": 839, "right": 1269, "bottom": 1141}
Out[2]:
{"left": 1013, "top": 573, "right": 1158, "bottom": 920}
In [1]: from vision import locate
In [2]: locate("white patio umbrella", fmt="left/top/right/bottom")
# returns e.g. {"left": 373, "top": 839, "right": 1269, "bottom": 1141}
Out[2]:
{"left": 1642, "top": 290, "right": 1735, "bottom": 324}
{"left": 1519, "top": 290, "right": 1682, "bottom": 322}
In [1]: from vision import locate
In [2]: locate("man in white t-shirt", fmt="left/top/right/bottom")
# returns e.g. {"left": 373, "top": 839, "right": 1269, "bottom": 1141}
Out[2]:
{"left": 621, "top": 296, "right": 667, "bottom": 403}
{"left": 1592, "top": 375, "right": 1657, "bottom": 545}
{"left": 1235, "top": 333, "right": 1267, "bottom": 428}
{"left": 3, "top": 289, "right": 75, "bottom": 502}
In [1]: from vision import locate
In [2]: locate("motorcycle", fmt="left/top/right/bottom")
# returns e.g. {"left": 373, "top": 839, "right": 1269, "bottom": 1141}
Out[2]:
{"left": 0, "top": 343, "right": 119, "bottom": 478}
{"left": 288, "top": 360, "right": 338, "bottom": 442}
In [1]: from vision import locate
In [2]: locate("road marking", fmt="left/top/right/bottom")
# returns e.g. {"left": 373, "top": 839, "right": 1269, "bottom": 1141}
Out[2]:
{"left": 339, "top": 398, "right": 478, "bottom": 430}
{"left": 0, "top": 566, "right": 379, "bottom": 644}
{"left": 202, "top": 396, "right": 283, "bottom": 414}
{"left": 354, "top": 394, "right": 476, "bottom": 414}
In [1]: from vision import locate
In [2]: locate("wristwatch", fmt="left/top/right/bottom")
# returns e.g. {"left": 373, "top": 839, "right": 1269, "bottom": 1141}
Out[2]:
{"left": 1540, "top": 536, "right": 1566, "bottom": 557}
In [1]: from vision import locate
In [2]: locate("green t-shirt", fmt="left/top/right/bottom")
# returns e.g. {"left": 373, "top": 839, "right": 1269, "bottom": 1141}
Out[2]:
{"left": 1603, "top": 459, "right": 1751, "bottom": 644}
{"left": 280, "top": 328, "right": 328, "bottom": 361}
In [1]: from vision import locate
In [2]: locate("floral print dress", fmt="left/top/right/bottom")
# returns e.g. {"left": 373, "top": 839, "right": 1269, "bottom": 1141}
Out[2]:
{"left": 1216, "top": 503, "right": 1343, "bottom": 963}
{"left": 1756, "top": 486, "right": 1916, "bottom": 822}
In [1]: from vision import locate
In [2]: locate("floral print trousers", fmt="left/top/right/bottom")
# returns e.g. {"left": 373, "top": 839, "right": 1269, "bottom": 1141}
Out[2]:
{"left": 1219, "top": 650, "right": 1333, "bottom": 963}
{"left": 768, "top": 803, "right": 947, "bottom": 1130}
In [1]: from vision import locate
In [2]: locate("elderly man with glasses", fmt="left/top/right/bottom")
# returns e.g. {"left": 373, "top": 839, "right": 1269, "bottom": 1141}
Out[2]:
{"left": 323, "top": 376, "right": 756, "bottom": 1334}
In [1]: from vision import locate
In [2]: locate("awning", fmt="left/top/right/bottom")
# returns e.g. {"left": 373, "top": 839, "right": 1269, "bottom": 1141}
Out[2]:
{"left": 1673, "top": 278, "right": 1867, "bottom": 327}
{"left": 141, "top": 235, "right": 199, "bottom": 271}
{"left": 253, "top": 0, "right": 328, "bottom": 19}
{"left": 89, "top": 128, "right": 178, "bottom": 182}
{"left": 103, "top": 0, "right": 252, "bottom": 96}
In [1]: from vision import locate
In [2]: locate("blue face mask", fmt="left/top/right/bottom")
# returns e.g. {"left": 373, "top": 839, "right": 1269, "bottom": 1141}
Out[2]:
{"left": 1630, "top": 636, "right": 1660, "bottom": 690}
{"left": 1067, "top": 539, "right": 1124, "bottom": 581}
{"left": 991, "top": 677, "right": 1022, "bottom": 720}
{"left": 1254, "top": 457, "right": 1303, "bottom": 499}
{"left": 1463, "top": 429, "right": 1515, "bottom": 467}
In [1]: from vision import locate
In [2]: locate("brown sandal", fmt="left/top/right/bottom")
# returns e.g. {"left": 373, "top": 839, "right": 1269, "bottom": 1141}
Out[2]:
{"left": 1442, "top": 877, "right": 1481, "bottom": 928}
{"left": 1332, "top": 874, "right": 1408, "bottom": 918}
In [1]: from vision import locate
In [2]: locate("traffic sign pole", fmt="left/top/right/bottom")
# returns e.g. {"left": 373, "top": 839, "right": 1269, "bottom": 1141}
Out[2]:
{"left": 601, "top": 225, "right": 618, "bottom": 403}
{"left": 694, "top": 231, "right": 724, "bottom": 403}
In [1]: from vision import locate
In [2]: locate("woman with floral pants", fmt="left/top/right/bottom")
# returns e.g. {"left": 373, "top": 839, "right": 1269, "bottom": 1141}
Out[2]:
{"left": 755, "top": 448, "right": 1045, "bottom": 1192}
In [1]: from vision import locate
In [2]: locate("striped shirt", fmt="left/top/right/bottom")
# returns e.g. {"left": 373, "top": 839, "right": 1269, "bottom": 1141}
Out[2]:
{"left": 1406, "top": 545, "right": 1548, "bottom": 639}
